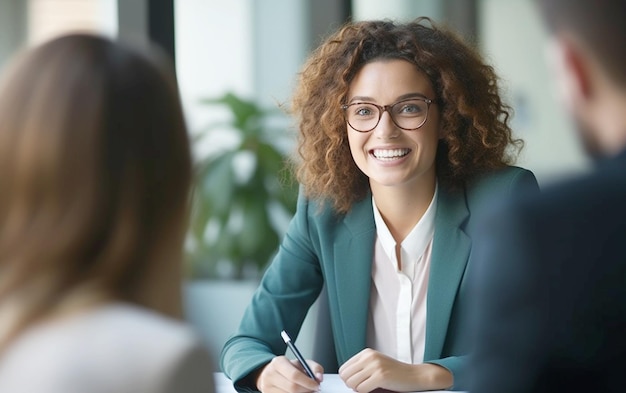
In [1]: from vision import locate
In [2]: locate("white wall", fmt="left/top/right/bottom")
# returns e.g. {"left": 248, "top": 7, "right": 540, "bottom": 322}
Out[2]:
{"left": 252, "top": 0, "right": 308, "bottom": 107}
{"left": 352, "top": 0, "right": 442, "bottom": 21}
{"left": 175, "top": 0, "right": 254, "bottom": 137}
{"left": 27, "top": 0, "right": 117, "bottom": 45}
{"left": 0, "top": 0, "right": 116, "bottom": 70}
{"left": 352, "top": 0, "right": 443, "bottom": 21}
{"left": 479, "top": 0, "right": 589, "bottom": 185}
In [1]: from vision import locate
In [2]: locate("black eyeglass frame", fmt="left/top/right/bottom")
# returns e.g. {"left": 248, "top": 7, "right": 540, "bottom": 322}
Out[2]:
{"left": 341, "top": 97, "right": 435, "bottom": 133}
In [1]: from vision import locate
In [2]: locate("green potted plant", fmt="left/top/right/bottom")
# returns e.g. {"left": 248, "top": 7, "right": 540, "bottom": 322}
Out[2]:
{"left": 186, "top": 92, "right": 298, "bottom": 280}
{"left": 183, "top": 93, "right": 322, "bottom": 364}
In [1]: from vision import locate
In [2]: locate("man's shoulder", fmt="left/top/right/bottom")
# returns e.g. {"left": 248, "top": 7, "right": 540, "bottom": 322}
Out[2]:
{"left": 464, "top": 165, "right": 539, "bottom": 217}
{"left": 518, "top": 160, "right": 626, "bottom": 216}
{"left": 483, "top": 161, "right": 626, "bottom": 258}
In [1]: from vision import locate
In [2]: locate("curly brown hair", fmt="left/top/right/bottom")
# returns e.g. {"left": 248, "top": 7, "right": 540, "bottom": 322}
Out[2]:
{"left": 290, "top": 17, "right": 522, "bottom": 214}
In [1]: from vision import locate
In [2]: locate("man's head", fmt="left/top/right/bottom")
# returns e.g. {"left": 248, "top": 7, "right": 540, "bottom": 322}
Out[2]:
{"left": 536, "top": 0, "right": 626, "bottom": 158}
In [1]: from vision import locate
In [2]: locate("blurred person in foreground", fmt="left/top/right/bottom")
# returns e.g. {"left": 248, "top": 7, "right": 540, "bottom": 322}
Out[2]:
{"left": 0, "top": 34, "right": 214, "bottom": 393}
{"left": 469, "top": 1, "right": 626, "bottom": 392}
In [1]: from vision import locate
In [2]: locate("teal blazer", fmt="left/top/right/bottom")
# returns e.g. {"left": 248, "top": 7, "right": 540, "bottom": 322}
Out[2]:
{"left": 221, "top": 166, "right": 538, "bottom": 391}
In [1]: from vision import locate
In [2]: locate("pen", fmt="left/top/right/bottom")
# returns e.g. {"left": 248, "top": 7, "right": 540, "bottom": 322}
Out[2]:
{"left": 280, "top": 330, "right": 319, "bottom": 382}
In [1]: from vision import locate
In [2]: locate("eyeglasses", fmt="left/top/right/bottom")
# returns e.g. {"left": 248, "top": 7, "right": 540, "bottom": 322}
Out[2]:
{"left": 341, "top": 97, "right": 434, "bottom": 133}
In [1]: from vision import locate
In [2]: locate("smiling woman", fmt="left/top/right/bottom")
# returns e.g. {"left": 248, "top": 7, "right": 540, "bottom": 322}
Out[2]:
{"left": 220, "top": 17, "right": 539, "bottom": 393}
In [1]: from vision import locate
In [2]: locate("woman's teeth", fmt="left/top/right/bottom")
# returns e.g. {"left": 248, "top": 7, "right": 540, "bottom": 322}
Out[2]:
{"left": 372, "top": 148, "right": 410, "bottom": 160}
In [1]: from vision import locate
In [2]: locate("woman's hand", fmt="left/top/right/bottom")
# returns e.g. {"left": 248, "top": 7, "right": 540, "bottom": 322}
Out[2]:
{"left": 338, "top": 348, "right": 453, "bottom": 392}
{"left": 256, "top": 356, "right": 324, "bottom": 393}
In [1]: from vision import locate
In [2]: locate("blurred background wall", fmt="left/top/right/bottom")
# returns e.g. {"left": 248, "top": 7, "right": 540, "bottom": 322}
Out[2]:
{"left": 170, "top": 0, "right": 589, "bottom": 185}
{"left": 0, "top": 0, "right": 589, "bottom": 364}
{"left": 0, "top": 0, "right": 589, "bottom": 187}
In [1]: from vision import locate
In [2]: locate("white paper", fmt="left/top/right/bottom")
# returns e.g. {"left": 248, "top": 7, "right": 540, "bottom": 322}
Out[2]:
{"left": 215, "top": 372, "right": 465, "bottom": 393}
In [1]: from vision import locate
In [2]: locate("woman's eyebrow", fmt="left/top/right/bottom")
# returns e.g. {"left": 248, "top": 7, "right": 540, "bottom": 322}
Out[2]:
{"left": 347, "top": 92, "right": 429, "bottom": 104}
{"left": 396, "top": 92, "right": 429, "bottom": 101}
{"left": 348, "top": 95, "right": 375, "bottom": 103}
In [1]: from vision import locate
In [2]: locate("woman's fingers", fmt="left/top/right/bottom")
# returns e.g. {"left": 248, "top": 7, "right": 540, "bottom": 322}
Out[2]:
{"left": 257, "top": 356, "right": 321, "bottom": 393}
{"left": 289, "top": 358, "right": 324, "bottom": 382}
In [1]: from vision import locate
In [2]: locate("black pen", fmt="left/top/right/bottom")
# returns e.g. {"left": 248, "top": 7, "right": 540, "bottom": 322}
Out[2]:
{"left": 280, "top": 330, "right": 319, "bottom": 382}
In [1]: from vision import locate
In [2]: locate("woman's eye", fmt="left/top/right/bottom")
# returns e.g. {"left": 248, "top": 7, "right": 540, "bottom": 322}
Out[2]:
{"left": 398, "top": 103, "right": 422, "bottom": 114}
{"left": 355, "top": 106, "right": 374, "bottom": 116}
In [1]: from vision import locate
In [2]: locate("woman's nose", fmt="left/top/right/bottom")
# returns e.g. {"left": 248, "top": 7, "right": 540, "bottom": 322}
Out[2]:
{"left": 373, "top": 110, "right": 400, "bottom": 139}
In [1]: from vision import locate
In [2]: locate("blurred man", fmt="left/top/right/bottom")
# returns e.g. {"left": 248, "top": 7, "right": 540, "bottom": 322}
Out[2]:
{"left": 469, "top": 1, "right": 626, "bottom": 392}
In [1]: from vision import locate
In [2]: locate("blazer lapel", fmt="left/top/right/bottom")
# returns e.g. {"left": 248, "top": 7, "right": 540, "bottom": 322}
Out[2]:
{"left": 424, "top": 186, "right": 471, "bottom": 360}
{"left": 328, "top": 196, "right": 376, "bottom": 363}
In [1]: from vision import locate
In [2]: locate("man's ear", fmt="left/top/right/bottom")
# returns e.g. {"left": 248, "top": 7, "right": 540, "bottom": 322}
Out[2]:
{"left": 545, "top": 35, "right": 592, "bottom": 111}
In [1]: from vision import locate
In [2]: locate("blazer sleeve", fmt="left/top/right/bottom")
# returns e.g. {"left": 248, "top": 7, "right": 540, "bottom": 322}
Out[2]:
{"left": 425, "top": 355, "right": 467, "bottom": 391}
{"left": 220, "top": 192, "right": 325, "bottom": 392}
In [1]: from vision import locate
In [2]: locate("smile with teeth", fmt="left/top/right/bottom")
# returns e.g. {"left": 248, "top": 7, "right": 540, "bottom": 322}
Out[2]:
{"left": 371, "top": 148, "right": 411, "bottom": 161}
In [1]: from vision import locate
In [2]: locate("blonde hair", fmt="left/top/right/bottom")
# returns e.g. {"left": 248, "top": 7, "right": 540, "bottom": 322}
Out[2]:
{"left": 0, "top": 34, "right": 192, "bottom": 348}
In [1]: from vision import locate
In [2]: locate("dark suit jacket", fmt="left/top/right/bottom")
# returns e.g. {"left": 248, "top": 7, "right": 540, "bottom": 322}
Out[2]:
{"left": 220, "top": 166, "right": 537, "bottom": 392}
{"left": 469, "top": 151, "right": 626, "bottom": 392}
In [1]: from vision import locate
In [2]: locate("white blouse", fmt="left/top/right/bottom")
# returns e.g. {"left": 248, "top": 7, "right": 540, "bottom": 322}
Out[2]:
{"left": 366, "top": 186, "right": 438, "bottom": 364}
